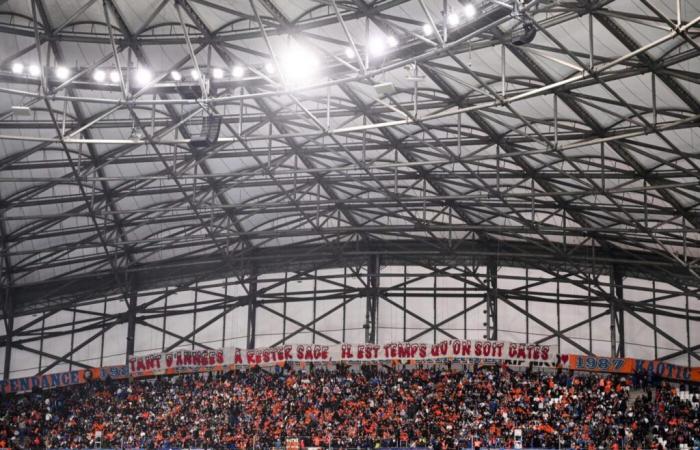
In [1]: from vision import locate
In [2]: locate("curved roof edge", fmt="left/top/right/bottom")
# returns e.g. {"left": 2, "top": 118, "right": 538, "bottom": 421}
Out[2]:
{"left": 8, "top": 239, "right": 697, "bottom": 317}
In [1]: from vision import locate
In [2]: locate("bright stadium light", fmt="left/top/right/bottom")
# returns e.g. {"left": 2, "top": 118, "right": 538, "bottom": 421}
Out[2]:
{"left": 109, "top": 70, "right": 121, "bottom": 83}
{"left": 212, "top": 67, "right": 224, "bottom": 79}
{"left": 170, "top": 70, "right": 182, "bottom": 81}
{"left": 93, "top": 69, "right": 106, "bottom": 82}
{"left": 447, "top": 12, "right": 460, "bottom": 27}
{"left": 135, "top": 67, "right": 152, "bottom": 85}
{"left": 55, "top": 66, "right": 70, "bottom": 80}
{"left": 231, "top": 65, "right": 245, "bottom": 78}
{"left": 368, "top": 36, "right": 386, "bottom": 57}
{"left": 190, "top": 68, "right": 200, "bottom": 80}
{"left": 11, "top": 62, "right": 24, "bottom": 74}
{"left": 264, "top": 61, "right": 276, "bottom": 75}
{"left": 344, "top": 47, "right": 355, "bottom": 59}
{"left": 387, "top": 36, "right": 398, "bottom": 48}
{"left": 422, "top": 23, "right": 433, "bottom": 36}
{"left": 28, "top": 64, "right": 41, "bottom": 77}
{"left": 280, "top": 43, "right": 319, "bottom": 83}
{"left": 464, "top": 3, "right": 477, "bottom": 19}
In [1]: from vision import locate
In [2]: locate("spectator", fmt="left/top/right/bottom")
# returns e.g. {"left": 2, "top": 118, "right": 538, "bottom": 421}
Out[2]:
{"left": 0, "top": 365, "right": 697, "bottom": 449}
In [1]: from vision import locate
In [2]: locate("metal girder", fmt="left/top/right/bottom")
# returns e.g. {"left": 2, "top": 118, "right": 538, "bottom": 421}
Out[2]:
{"left": 25, "top": 0, "right": 133, "bottom": 300}
{"left": 102, "top": 0, "right": 256, "bottom": 270}
{"left": 125, "top": 289, "right": 137, "bottom": 362}
{"left": 610, "top": 264, "right": 625, "bottom": 357}
{"left": 485, "top": 259, "right": 498, "bottom": 341}
{"left": 407, "top": 298, "right": 486, "bottom": 343}
{"left": 268, "top": 294, "right": 358, "bottom": 347}
{"left": 15, "top": 342, "right": 93, "bottom": 373}
{"left": 36, "top": 320, "right": 120, "bottom": 375}
{"left": 246, "top": 273, "right": 257, "bottom": 349}
{"left": 258, "top": 302, "right": 342, "bottom": 345}
{"left": 594, "top": 12, "right": 700, "bottom": 114}
{"left": 138, "top": 318, "right": 213, "bottom": 351}
{"left": 3, "top": 258, "right": 699, "bottom": 377}
{"left": 2, "top": 294, "right": 11, "bottom": 380}
{"left": 500, "top": 34, "right": 700, "bottom": 281}
{"left": 6, "top": 238, "right": 700, "bottom": 317}
{"left": 0, "top": 0, "right": 697, "bottom": 374}
{"left": 522, "top": 257, "right": 700, "bottom": 362}
{"left": 365, "top": 254, "right": 380, "bottom": 344}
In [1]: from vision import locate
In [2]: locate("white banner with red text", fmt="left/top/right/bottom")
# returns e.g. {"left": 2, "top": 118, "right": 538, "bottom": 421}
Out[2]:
{"left": 128, "top": 339, "right": 556, "bottom": 377}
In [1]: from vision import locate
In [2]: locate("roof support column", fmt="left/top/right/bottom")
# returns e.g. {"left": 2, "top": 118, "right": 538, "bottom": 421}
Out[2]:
{"left": 365, "top": 254, "right": 380, "bottom": 344}
{"left": 485, "top": 259, "right": 498, "bottom": 341}
{"left": 610, "top": 265, "right": 625, "bottom": 357}
{"left": 2, "top": 292, "right": 12, "bottom": 381}
{"left": 1, "top": 211, "right": 13, "bottom": 380}
{"left": 246, "top": 273, "right": 258, "bottom": 349}
{"left": 125, "top": 290, "right": 137, "bottom": 364}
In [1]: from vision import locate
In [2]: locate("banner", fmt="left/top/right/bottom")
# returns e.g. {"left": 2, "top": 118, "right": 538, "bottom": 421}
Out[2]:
{"left": 129, "top": 340, "right": 557, "bottom": 377}
{"left": 1, "top": 365, "right": 128, "bottom": 394}
{"left": 566, "top": 354, "right": 700, "bottom": 383}
{"left": 236, "top": 340, "right": 555, "bottom": 366}
{"left": 128, "top": 348, "right": 238, "bottom": 378}
{"left": 128, "top": 340, "right": 556, "bottom": 377}
{"left": 5, "top": 345, "right": 700, "bottom": 394}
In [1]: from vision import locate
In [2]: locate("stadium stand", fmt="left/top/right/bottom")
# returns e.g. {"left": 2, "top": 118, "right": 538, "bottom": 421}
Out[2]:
{"left": 0, "top": 365, "right": 698, "bottom": 450}
{"left": 0, "top": 0, "right": 699, "bottom": 449}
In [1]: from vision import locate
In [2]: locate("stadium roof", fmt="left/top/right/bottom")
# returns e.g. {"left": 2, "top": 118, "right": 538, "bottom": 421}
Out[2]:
{"left": 0, "top": 0, "right": 698, "bottom": 314}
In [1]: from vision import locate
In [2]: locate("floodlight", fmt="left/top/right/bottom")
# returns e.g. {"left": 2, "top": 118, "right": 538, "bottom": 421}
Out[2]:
{"left": 135, "top": 68, "right": 152, "bottom": 85}
{"left": 170, "top": 70, "right": 182, "bottom": 81}
{"left": 387, "top": 36, "right": 398, "bottom": 48}
{"left": 464, "top": 3, "right": 477, "bottom": 18}
{"left": 264, "top": 62, "right": 276, "bottom": 75}
{"left": 422, "top": 23, "right": 433, "bottom": 36}
{"left": 93, "top": 69, "right": 106, "bottom": 82}
{"left": 368, "top": 36, "right": 386, "bottom": 57}
{"left": 190, "top": 68, "right": 200, "bottom": 80}
{"left": 11, "top": 62, "right": 24, "bottom": 74}
{"left": 447, "top": 12, "right": 460, "bottom": 27}
{"left": 212, "top": 67, "right": 224, "bottom": 79}
{"left": 129, "top": 129, "right": 143, "bottom": 141}
{"left": 344, "top": 47, "right": 355, "bottom": 59}
{"left": 280, "top": 43, "right": 319, "bottom": 82}
{"left": 231, "top": 65, "right": 245, "bottom": 78}
{"left": 55, "top": 66, "right": 70, "bottom": 80}
{"left": 28, "top": 64, "right": 41, "bottom": 77}
{"left": 109, "top": 70, "right": 121, "bottom": 83}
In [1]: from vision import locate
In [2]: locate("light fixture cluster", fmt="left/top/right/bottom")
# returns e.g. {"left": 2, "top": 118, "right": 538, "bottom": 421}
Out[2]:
{"left": 8, "top": 60, "right": 288, "bottom": 87}
{"left": 6, "top": 40, "right": 346, "bottom": 88}
{"left": 87, "top": 65, "right": 249, "bottom": 85}
{"left": 343, "top": 34, "right": 399, "bottom": 60}
{"left": 423, "top": 3, "right": 478, "bottom": 36}
{"left": 91, "top": 68, "right": 151, "bottom": 85}
{"left": 9, "top": 62, "right": 151, "bottom": 85}
{"left": 12, "top": 62, "right": 72, "bottom": 80}
{"left": 8, "top": 10, "right": 481, "bottom": 90}
{"left": 8, "top": 61, "right": 254, "bottom": 85}
{"left": 9, "top": 41, "right": 324, "bottom": 87}
{"left": 167, "top": 65, "right": 248, "bottom": 82}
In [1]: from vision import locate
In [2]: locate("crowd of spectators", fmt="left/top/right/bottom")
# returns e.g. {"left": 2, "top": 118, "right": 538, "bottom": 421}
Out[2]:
{"left": 0, "top": 364, "right": 698, "bottom": 450}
